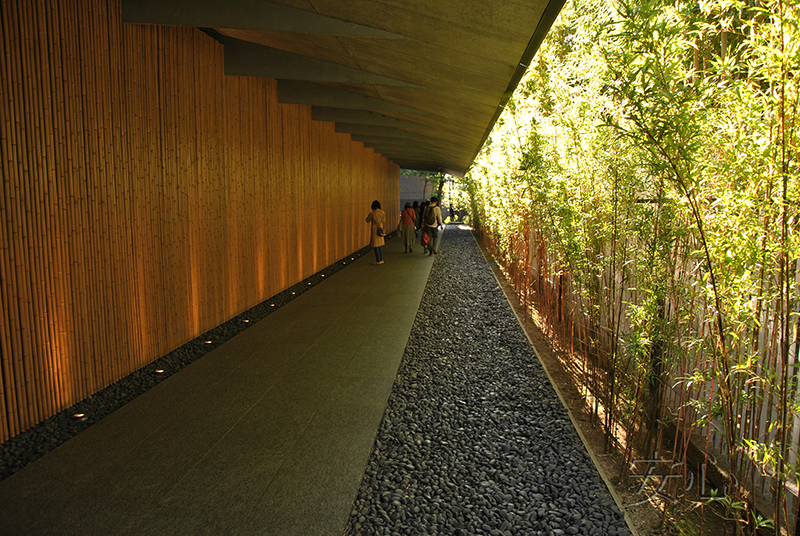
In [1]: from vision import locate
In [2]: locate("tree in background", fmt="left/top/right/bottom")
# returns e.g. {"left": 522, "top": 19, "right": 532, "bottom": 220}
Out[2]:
{"left": 400, "top": 169, "right": 444, "bottom": 201}
{"left": 401, "top": 170, "right": 471, "bottom": 222}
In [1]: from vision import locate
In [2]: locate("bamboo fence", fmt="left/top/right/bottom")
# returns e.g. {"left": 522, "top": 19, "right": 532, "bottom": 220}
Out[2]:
{"left": 0, "top": 0, "right": 399, "bottom": 443}
{"left": 481, "top": 218, "right": 800, "bottom": 530}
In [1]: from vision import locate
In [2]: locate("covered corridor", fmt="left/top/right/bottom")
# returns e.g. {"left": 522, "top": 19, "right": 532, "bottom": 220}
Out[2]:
{"left": 0, "top": 0, "right": 565, "bottom": 448}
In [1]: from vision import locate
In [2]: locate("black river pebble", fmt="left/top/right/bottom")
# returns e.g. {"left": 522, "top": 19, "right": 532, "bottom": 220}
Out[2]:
{"left": 345, "top": 227, "right": 630, "bottom": 536}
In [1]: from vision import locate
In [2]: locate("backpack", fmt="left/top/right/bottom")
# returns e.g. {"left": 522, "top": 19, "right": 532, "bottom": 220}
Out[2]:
{"left": 423, "top": 206, "right": 437, "bottom": 226}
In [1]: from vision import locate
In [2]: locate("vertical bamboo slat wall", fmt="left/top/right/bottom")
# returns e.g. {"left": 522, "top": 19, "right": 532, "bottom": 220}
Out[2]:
{"left": 0, "top": 0, "right": 400, "bottom": 443}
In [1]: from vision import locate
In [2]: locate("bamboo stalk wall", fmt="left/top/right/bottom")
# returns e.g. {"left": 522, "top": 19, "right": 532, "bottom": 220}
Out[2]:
{"left": 0, "top": 0, "right": 399, "bottom": 443}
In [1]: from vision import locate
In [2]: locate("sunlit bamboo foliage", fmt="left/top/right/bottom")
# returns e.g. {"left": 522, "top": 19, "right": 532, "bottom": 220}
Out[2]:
{"left": 465, "top": 0, "right": 799, "bottom": 533}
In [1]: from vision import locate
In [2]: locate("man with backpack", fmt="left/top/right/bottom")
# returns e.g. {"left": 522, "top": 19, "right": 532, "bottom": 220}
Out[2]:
{"left": 422, "top": 196, "right": 444, "bottom": 256}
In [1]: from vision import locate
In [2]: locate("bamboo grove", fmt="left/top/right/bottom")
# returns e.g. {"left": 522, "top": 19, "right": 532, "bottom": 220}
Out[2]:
{"left": 465, "top": 0, "right": 799, "bottom": 533}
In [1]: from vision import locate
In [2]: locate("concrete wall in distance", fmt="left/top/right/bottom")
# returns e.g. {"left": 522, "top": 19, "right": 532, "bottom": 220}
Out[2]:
{"left": 400, "top": 173, "right": 433, "bottom": 210}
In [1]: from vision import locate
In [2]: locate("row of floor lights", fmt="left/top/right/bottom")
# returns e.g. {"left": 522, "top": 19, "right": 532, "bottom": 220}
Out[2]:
{"left": 68, "top": 263, "right": 350, "bottom": 421}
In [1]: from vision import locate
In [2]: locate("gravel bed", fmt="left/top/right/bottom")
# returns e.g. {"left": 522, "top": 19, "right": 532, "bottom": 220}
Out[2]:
{"left": 345, "top": 227, "right": 630, "bottom": 536}
{"left": 0, "top": 243, "right": 378, "bottom": 482}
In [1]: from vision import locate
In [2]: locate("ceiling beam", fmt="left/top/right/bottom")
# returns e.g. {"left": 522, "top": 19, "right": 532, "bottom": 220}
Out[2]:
{"left": 333, "top": 124, "right": 432, "bottom": 140}
{"left": 121, "top": 0, "right": 408, "bottom": 39}
{"left": 399, "top": 163, "right": 445, "bottom": 173}
{"left": 349, "top": 134, "right": 473, "bottom": 152}
{"left": 278, "top": 81, "right": 425, "bottom": 115}
{"left": 311, "top": 107, "right": 430, "bottom": 131}
{"left": 223, "top": 38, "right": 419, "bottom": 87}
{"left": 351, "top": 145, "right": 458, "bottom": 163}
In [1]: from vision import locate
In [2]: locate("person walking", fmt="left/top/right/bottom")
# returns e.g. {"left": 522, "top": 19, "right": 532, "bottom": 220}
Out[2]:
{"left": 422, "top": 196, "right": 443, "bottom": 256}
{"left": 366, "top": 200, "right": 386, "bottom": 265}
{"left": 418, "top": 200, "right": 429, "bottom": 251}
{"left": 412, "top": 201, "right": 420, "bottom": 242}
{"left": 400, "top": 202, "right": 417, "bottom": 253}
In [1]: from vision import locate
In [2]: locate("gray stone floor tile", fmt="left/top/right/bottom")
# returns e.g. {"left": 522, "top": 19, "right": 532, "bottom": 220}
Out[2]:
{"left": 0, "top": 235, "right": 433, "bottom": 536}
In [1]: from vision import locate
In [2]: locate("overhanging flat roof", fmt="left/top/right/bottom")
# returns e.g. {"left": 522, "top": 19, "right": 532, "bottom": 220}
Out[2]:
{"left": 122, "top": 0, "right": 565, "bottom": 176}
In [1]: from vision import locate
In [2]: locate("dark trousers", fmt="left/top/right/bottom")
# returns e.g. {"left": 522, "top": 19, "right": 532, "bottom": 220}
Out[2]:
{"left": 425, "top": 226, "right": 438, "bottom": 252}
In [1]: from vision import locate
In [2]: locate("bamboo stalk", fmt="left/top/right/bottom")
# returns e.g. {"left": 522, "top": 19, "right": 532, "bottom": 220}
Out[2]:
{"left": 137, "top": 23, "right": 153, "bottom": 362}
{"left": 59, "top": 0, "right": 81, "bottom": 408}
{"left": 78, "top": 0, "right": 105, "bottom": 397}
{"left": 18, "top": 0, "right": 47, "bottom": 426}
{"left": 87, "top": 0, "right": 107, "bottom": 386}
{"left": 68, "top": 0, "right": 87, "bottom": 399}
{"left": 105, "top": 0, "right": 124, "bottom": 378}
{"left": 74, "top": 0, "right": 94, "bottom": 395}
{"left": 7, "top": 0, "right": 29, "bottom": 431}
{"left": 46, "top": 0, "right": 70, "bottom": 415}
{"left": 151, "top": 25, "right": 165, "bottom": 355}
{"left": 97, "top": 0, "right": 121, "bottom": 386}
{"left": 0, "top": 85, "right": 10, "bottom": 440}
{"left": 128, "top": 23, "right": 149, "bottom": 369}
{"left": 8, "top": 0, "right": 39, "bottom": 432}
{"left": 35, "top": 0, "right": 63, "bottom": 420}
{"left": 112, "top": 0, "right": 140, "bottom": 375}
{"left": 22, "top": 0, "right": 48, "bottom": 426}
{"left": 0, "top": 0, "right": 22, "bottom": 441}
{"left": 19, "top": 0, "right": 43, "bottom": 424}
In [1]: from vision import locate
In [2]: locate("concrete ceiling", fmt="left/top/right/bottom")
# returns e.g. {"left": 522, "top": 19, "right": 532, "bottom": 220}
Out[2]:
{"left": 122, "top": 0, "right": 565, "bottom": 176}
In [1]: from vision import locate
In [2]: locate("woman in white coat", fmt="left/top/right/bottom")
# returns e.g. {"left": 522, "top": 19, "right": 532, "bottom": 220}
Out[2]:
{"left": 366, "top": 200, "right": 386, "bottom": 264}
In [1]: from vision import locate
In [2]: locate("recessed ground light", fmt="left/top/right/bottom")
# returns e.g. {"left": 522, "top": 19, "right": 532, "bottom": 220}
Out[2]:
{"left": 321, "top": 274, "right": 325, "bottom": 277}
{"left": 155, "top": 369, "right": 164, "bottom": 374}
{"left": 73, "top": 413, "right": 85, "bottom": 419}
{"left": 271, "top": 304, "right": 275, "bottom": 307}
{"left": 308, "top": 283, "right": 312, "bottom": 285}
{"left": 291, "top": 292, "right": 295, "bottom": 295}
{"left": 243, "top": 319, "right": 250, "bottom": 323}
{"left": 205, "top": 340, "right": 213, "bottom": 344}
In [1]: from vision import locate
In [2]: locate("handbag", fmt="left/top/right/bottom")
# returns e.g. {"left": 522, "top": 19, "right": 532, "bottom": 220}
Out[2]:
{"left": 421, "top": 230, "right": 430, "bottom": 247}
{"left": 377, "top": 227, "right": 384, "bottom": 236}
